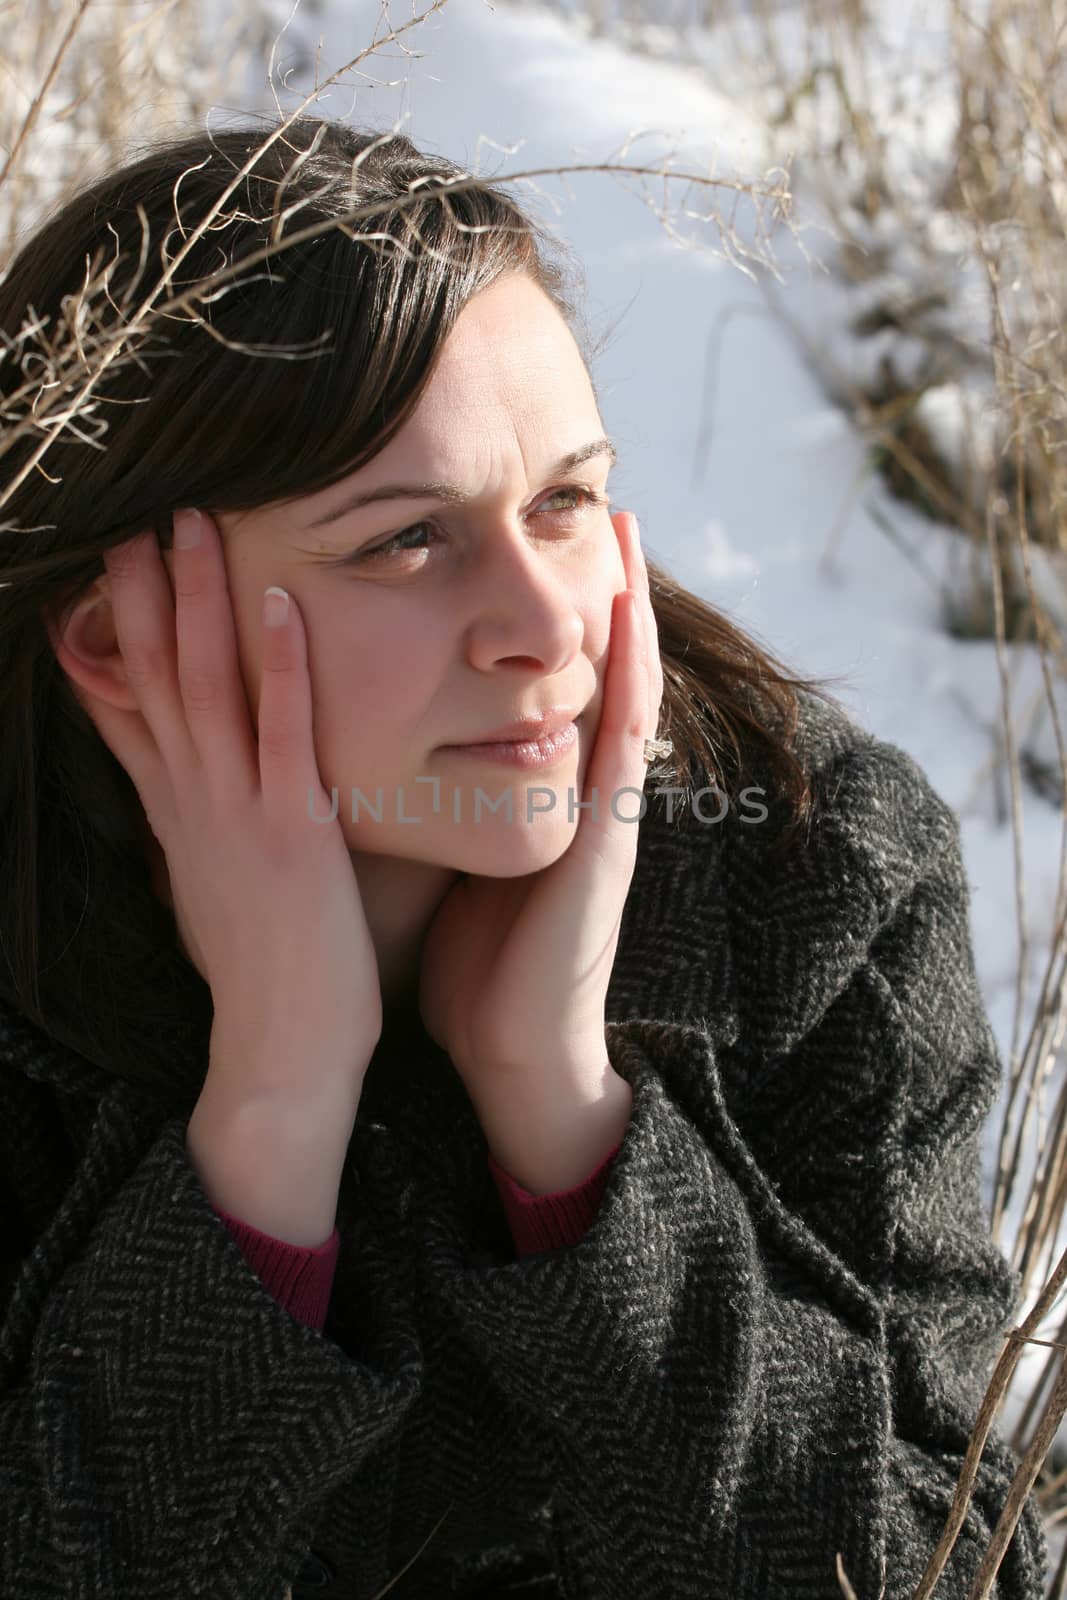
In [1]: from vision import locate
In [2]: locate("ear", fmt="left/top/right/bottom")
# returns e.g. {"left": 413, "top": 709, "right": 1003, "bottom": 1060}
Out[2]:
{"left": 41, "top": 575, "right": 140, "bottom": 714}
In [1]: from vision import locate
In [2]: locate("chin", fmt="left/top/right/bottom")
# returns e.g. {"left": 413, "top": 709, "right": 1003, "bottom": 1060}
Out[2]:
{"left": 441, "top": 817, "right": 580, "bottom": 878}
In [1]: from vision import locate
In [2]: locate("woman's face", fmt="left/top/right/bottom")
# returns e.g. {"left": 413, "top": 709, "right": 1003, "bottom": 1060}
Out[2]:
{"left": 165, "top": 271, "right": 627, "bottom": 878}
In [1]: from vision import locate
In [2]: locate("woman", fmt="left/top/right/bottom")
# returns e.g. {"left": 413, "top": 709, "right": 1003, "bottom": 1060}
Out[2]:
{"left": 0, "top": 116, "right": 1048, "bottom": 1599}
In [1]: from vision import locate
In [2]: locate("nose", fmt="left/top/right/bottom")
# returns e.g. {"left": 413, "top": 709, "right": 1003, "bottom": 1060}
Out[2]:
{"left": 462, "top": 522, "right": 585, "bottom": 675}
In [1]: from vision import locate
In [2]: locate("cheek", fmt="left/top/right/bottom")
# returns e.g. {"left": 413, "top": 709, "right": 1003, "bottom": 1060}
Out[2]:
{"left": 300, "top": 599, "right": 445, "bottom": 762}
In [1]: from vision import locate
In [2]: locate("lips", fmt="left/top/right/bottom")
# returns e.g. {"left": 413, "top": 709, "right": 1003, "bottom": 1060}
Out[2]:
{"left": 448, "top": 708, "right": 582, "bottom": 746}
{"left": 442, "top": 720, "right": 580, "bottom": 769}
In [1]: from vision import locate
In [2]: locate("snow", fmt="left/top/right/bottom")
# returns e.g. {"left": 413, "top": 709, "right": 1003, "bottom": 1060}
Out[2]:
{"left": 233, "top": 0, "right": 1064, "bottom": 1526}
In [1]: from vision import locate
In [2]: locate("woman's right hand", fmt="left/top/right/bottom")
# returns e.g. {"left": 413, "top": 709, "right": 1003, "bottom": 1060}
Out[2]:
{"left": 73, "top": 507, "right": 382, "bottom": 1113}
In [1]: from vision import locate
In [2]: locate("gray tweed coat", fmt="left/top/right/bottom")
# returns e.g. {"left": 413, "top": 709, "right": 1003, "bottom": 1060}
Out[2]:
{"left": 0, "top": 689, "right": 1049, "bottom": 1599}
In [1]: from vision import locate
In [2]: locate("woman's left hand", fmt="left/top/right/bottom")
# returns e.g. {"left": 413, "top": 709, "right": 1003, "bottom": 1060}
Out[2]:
{"left": 417, "top": 510, "right": 664, "bottom": 1190}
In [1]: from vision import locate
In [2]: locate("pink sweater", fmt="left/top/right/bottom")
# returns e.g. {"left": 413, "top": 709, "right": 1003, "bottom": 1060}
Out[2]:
{"left": 216, "top": 1141, "right": 623, "bottom": 1332}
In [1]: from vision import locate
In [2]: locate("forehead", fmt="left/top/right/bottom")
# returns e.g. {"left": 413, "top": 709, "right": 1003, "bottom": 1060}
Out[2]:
{"left": 442, "top": 271, "right": 575, "bottom": 349}
{"left": 389, "top": 277, "right": 596, "bottom": 457}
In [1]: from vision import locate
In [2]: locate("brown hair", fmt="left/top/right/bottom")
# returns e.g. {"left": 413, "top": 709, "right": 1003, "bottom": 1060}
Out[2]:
{"left": 0, "top": 115, "right": 847, "bottom": 1106}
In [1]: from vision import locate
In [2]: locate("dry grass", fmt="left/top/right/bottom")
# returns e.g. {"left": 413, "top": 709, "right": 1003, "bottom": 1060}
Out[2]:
{"left": 734, "top": 5, "right": 1067, "bottom": 1592}
{"left": 0, "top": 0, "right": 278, "bottom": 256}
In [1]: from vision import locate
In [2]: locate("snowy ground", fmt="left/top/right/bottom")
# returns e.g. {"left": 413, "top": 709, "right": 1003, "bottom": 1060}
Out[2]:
{"left": 231, "top": 0, "right": 1065, "bottom": 1537}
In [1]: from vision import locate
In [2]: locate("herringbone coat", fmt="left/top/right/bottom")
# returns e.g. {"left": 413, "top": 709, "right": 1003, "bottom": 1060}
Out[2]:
{"left": 0, "top": 691, "right": 1050, "bottom": 1598}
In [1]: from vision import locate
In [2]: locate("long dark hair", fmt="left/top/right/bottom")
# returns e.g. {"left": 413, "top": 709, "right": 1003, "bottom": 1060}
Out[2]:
{"left": 0, "top": 115, "right": 847, "bottom": 1105}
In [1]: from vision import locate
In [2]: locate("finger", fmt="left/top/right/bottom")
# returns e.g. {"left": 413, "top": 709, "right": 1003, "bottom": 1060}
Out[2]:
{"left": 104, "top": 528, "right": 199, "bottom": 781}
{"left": 613, "top": 512, "right": 659, "bottom": 739}
{"left": 256, "top": 583, "right": 333, "bottom": 831}
{"left": 624, "top": 514, "right": 655, "bottom": 730}
{"left": 630, "top": 517, "right": 664, "bottom": 733}
{"left": 583, "top": 586, "right": 647, "bottom": 854}
{"left": 171, "top": 508, "right": 258, "bottom": 803}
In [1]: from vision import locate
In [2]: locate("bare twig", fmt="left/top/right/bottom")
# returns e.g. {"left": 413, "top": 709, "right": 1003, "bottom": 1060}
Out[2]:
{"left": 0, "top": 0, "right": 94, "bottom": 195}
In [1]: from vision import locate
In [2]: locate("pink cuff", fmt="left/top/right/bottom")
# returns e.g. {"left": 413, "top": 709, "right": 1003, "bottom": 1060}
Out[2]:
{"left": 488, "top": 1141, "right": 623, "bottom": 1256}
{"left": 215, "top": 1208, "right": 340, "bottom": 1333}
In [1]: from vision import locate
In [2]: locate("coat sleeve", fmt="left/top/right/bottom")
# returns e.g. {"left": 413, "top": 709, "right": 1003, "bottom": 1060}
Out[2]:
{"left": 422, "top": 785, "right": 1049, "bottom": 1599}
{"left": 0, "top": 1081, "right": 422, "bottom": 1600}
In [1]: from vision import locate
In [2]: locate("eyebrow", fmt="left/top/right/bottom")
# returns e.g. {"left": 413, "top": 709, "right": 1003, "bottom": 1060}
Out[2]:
{"left": 305, "top": 437, "right": 618, "bottom": 528}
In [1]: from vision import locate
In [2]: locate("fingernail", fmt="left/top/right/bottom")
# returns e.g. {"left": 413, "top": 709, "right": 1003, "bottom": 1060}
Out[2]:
{"left": 264, "top": 586, "right": 289, "bottom": 627}
{"left": 174, "top": 508, "right": 202, "bottom": 548}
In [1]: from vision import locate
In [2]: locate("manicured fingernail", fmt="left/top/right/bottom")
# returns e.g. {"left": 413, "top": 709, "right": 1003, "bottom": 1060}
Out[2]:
{"left": 264, "top": 586, "right": 289, "bottom": 627}
{"left": 174, "top": 508, "right": 202, "bottom": 548}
